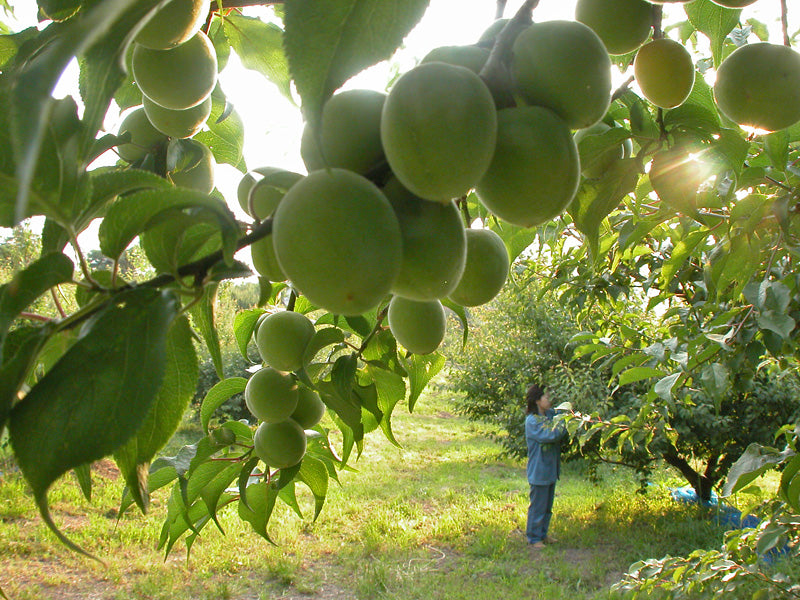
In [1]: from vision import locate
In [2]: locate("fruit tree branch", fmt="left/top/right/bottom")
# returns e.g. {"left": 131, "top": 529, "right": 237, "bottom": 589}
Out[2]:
{"left": 495, "top": 0, "right": 507, "bottom": 20}
{"left": 141, "top": 218, "right": 273, "bottom": 290}
{"left": 479, "top": 0, "right": 539, "bottom": 108}
{"left": 781, "top": 0, "right": 790, "bottom": 46}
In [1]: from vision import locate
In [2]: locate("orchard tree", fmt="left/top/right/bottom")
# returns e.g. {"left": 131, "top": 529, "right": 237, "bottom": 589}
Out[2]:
{"left": 1, "top": 1, "right": 800, "bottom": 596}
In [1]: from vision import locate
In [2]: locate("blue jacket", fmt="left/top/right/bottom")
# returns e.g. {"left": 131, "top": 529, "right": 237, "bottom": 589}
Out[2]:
{"left": 525, "top": 410, "right": 566, "bottom": 486}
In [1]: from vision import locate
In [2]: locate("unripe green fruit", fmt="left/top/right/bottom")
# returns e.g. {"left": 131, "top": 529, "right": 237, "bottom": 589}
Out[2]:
{"left": 272, "top": 169, "right": 403, "bottom": 316}
{"left": 634, "top": 38, "right": 695, "bottom": 109}
{"left": 383, "top": 177, "right": 466, "bottom": 301}
{"left": 421, "top": 45, "right": 490, "bottom": 73}
{"left": 117, "top": 107, "right": 168, "bottom": 163}
{"left": 250, "top": 236, "right": 285, "bottom": 282}
{"left": 476, "top": 106, "right": 580, "bottom": 227}
{"left": 512, "top": 20, "right": 612, "bottom": 130}
{"left": 300, "top": 89, "right": 386, "bottom": 176}
{"left": 388, "top": 297, "right": 446, "bottom": 355}
{"left": 573, "top": 122, "right": 629, "bottom": 179}
{"left": 448, "top": 229, "right": 509, "bottom": 307}
{"left": 253, "top": 419, "right": 307, "bottom": 469}
{"left": 255, "top": 310, "right": 315, "bottom": 373}
{"left": 575, "top": 0, "right": 653, "bottom": 55}
{"left": 290, "top": 387, "right": 326, "bottom": 429}
{"left": 245, "top": 367, "right": 299, "bottom": 424}
{"left": 168, "top": 139, "right": 215, "bottom": 193}
{"left": 142, "top": 94, "right": 211, "bottom": 138}
{"left": 381, "top": 62, "right": 497, "bottom": 202}
{"left": 135, "top": 0, "right": 209, "bottom": 50}
{"left": 714, "top": 43, "right": 800, "bottom": 133}
{"left": 244, "top": 168, "right": 303, "bottom": 220}
{"left": 132, "top": 31, "right": 218, "bottom": 110}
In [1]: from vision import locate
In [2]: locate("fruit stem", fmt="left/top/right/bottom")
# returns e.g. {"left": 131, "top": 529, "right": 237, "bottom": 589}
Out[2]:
{"left": 651, "top": 5, "right": 663, "bottom": 40}
{"left": 356, "top": 304, "right": 389, "bottom": 358}
{"left": 495, "top": 0, "right": 507, "bottom": 20}
{"left": 781, "top": 0, "right": 790, "bottom": 46}
{"left": 478, "top": 0, "right": 539, "bottom": 109}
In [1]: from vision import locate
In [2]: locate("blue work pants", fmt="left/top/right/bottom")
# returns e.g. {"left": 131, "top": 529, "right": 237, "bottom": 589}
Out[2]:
{"left": 526, "top": 483, "right": 556, "bottom": 544}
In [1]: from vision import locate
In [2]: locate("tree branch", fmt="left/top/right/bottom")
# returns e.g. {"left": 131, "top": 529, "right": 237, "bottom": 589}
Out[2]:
{"left": 479, "top": 0, "right": 539, "bottom": 109}
{"left": 781, "top": 0, "right": 790, "bottom": 46}
{"left": 140, "top": 218, "right": 273, "bottom": 290}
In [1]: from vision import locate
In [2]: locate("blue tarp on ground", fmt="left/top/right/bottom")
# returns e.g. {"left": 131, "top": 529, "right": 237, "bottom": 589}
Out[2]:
{"left": 669, "top": 485, "right": 761, "bottom": 529}
{"left": 669, "top": 485, "right": 789, "bottom": 562}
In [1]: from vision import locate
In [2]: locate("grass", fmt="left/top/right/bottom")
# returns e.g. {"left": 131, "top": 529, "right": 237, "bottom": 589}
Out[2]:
{"left": 0, "top": 385, "right": 750, "bottom": 600}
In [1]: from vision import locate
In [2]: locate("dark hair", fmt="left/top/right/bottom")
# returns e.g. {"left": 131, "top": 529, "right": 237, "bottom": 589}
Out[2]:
{"left": 526, "top": 384, "right": 545, "bottom": 415}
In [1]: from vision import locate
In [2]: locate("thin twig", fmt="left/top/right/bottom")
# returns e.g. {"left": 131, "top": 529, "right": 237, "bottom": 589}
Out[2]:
{"left": 781, "top": 0, "right": 790, "bottom": 46}
{"left": 50, "top": 287, "right": 67, "bottom": 319}
{"left": 495, "top": 0, "right": 507, "bottom": 20}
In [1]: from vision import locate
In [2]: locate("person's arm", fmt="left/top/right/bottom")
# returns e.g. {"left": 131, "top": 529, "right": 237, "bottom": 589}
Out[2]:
{"left": 525, "top": 413, "right": 566, "bottom": 444}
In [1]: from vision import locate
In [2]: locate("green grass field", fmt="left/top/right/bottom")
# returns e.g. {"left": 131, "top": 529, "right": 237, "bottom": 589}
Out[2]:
{"left": 0, "top": 385, "right": 741, "bottom": 600}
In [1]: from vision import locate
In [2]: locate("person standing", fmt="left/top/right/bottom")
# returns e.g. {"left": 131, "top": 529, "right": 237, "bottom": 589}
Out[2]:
{"left": 525, "top": 384, "right": 566, "bottom": 548}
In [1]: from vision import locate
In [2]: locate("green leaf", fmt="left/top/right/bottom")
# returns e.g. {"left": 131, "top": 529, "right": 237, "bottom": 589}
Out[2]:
{"left": 684, "top": 0, "right": 741, "bottom": 67}
{"left": 238, "top": 481, "right": 279, "bottom": 544}
{"left": 654, "top": 372, "right": 682, "bottom": 401}
{"left": 83, "top": 167, "right": 171, "bottom": 228}
{"left": 200, "top": 377, "right": 247, "bottom": 434}
{"left": 488, "top": 219, "right": 538, "bottom": 264}
{"left": 72, "top": 463, "right": 92, "bottom": 502}
{"left": 199, "top": 462, "right": 240, "bottom": 534}
{"left": 617, "top": 366, "right": 665, "bottom": 386}
{"left": 723, "top": 443, "right": 794, "bottom": 496}
{"left": 141, "top": 215, "right": 222, "bottom": 276}
{"left": 113, "top": 315, "right": 198, "bottom": 513}
{"left": 400, "top": 352, "right": 445, "bottom": 412}
{"left": 193, "top": 88, "right": 247, "bottom": 172}
{"left": 298, "top": 455, "right": 329, "bottom": 520}
{"left": 441, "top": 297, "right": 469, "bottom": 349}
{"left": 98, "top": 187, "right": 240, "bottom": 263}
{"left": 233, "top": 308, "right": 263, "bottom": 360}
{"left": 757, "top": 311, "right": 795, "bottom": 339}
{"left": 365, "top": 364, "right": 405, "bottom": 446}
{"left": 0, "top": 325, "right": 57, "bottom": 435}
{"left": 0, "top": 252, "right": 73, "bottom": 356}
{"left": 701, "top": 362, "right": 730, "bottom": 400}
{"left": 11, "top": 0, "right": 158, "bottom": 222}
{"left": 189, "top": 284, "right": 224, "bottom": 379}
{"left": 660, "top": 229, "right": 708, "bottom": 287}
{"left": 303, "top": 326, "right": 346, "bottom": 365}
{"left": 568, "top": 158, "right": 640, "bottom": 258}
{"left": 9, "top": 288, "right": 179, "bottom": 557}
{"left": 283, "top": 0, "right": 430, "bottom": 123}
{"left": 663, "top": 73, "right": 721, "bottom": 136}
{"left": 222, "top": 14, "right": 292, "bottom": 101}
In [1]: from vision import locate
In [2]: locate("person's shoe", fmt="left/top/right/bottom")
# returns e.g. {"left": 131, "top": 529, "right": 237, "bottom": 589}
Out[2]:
{"left": 544, "top": 536, "right": 558, "bottom": 545}
{"left": 528, "top": 541, "right": 545, "bottom": 549}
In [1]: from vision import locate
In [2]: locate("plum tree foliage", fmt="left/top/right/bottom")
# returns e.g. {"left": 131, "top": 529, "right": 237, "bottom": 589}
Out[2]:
{"left": 1, "top": 1, "right": 800, "bottom": 594}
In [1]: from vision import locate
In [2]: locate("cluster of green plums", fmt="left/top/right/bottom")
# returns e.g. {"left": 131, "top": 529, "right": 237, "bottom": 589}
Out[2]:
{"left": 116, "top": 0, "right": 217, "bottom": 193}
{"left": 576, "top": 0, "right": 800, "bottom": 209}
{"left": 245, "top": 310, "right": 326, "bottom": 469}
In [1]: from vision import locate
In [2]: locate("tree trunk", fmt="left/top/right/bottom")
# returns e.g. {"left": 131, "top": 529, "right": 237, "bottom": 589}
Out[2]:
{"left": 661, "top": 447, "right": 718, "bottom": 504}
